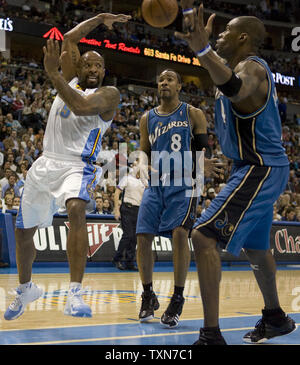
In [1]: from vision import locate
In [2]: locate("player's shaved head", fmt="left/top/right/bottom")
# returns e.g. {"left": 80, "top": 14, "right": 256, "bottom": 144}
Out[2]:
{"left": 79, "top": 51, "right": 105, "bottom": 67}
{"left": 231, "top": 16, "right": 266, "bottom": 49}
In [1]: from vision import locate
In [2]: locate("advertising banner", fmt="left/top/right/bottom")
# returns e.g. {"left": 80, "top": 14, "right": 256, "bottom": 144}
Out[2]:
{"left": 7, "top": 215, "right": 298, "bottom": 264}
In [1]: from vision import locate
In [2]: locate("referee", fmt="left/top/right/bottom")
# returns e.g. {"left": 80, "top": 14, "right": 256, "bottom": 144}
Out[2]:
{"left": 112, "top": 167, "right": 145, "bottom": 270}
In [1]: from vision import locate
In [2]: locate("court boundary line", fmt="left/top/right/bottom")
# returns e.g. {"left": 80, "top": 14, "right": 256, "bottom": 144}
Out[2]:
{"left": 1, "top": 313, "right": 299, "bottom": 333}
{"left": 13, "top": 323, "right": 300, "bottom": 345}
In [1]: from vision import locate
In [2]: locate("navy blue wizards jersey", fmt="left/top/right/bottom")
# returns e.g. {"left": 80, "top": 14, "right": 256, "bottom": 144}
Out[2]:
{"left": 147, "top": 102, "right": 194, "bottom": 187}
{"left": 214, "top": 56, "right": 289, "bottom": 167}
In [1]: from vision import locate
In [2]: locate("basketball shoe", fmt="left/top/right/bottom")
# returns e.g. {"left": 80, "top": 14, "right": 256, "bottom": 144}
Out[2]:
{"left": 4, "top": 282, "right": 44, "bottom": 320}
{"left": 64, "top": 286, "right": 92, "bottom": 317}
{"left": 160, "top": 293, "right": 185, "bottom": 328}
{"left": 139, "top": 291, "right": 159, "bottom": 322}
{"left": 193, "top": 328, "right": 227, "bottom": 345}
{"left": 243, "top": 309, "right": 296, "bottom": 343}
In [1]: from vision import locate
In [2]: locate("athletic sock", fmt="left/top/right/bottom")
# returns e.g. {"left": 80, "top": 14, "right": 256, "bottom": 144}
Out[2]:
{"left": 69, "top": 282, "right": 82, "bottom": 291}
{"left": 19, "top": 281, "right": 32, "bottom": 292}
{"left": 203, "top": 326, "right": 221, "bottom": 334}
{"left": 143, "top": 283, "right": 153, "bottom": 293}
{"left": 262, "top": 307, "right": 286, "bottom": 325}
{"left": 174, "top": 285, "right": 184, "bottom": 297}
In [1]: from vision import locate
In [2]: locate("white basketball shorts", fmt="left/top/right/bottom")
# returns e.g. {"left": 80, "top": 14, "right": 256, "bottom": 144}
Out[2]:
{"left": 16, "top": 152, "right": 102, "bottom": 229}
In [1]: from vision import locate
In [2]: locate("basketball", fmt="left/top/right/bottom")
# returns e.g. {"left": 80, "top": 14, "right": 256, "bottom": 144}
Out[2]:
{"left": 141, "top": 0, "right": 179, "bottom": 28}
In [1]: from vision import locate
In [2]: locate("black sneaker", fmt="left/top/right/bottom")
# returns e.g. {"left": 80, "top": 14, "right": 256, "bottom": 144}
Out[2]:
{"left": 243, "top": 312, "right": 297, "bottom": 344}
{"left": 193, "top": 328, "right": 227, "bottom": 345}
{"left": 139, "top": 291, "right": 160, "bottom": 322}
{"left": 125, "top": 263, "right": 138, "bottom": 271}
{"left": 112, "top": 260, "right": 126, "bottom": 270}
{"left": 160, "top": 294, "right": 185, "bottom": 328}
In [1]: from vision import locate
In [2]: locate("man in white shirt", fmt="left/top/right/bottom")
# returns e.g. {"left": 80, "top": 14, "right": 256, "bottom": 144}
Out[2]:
{"left": 113, "top": 167, "right": 145, "bottom": 270}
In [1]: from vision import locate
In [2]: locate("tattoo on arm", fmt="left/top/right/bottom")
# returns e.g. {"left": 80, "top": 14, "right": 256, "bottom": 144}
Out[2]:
{"left": 71, "top": 50, "right": 78, "bottom": 68}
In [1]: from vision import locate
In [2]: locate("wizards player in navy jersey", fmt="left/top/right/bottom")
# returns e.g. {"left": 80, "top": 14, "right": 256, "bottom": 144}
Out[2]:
{"left": 176, "top": 1, "right": 296, "bottom": 345}
{"left": 136, "top": 69, "right": 222, "bottom": 328}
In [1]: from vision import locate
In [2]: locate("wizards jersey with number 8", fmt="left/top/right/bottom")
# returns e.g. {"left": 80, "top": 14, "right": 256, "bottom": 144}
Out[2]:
{"left": 214, "top": 56, "right": 289, "bottom": 167}
{"left": 147, "top": 102, "right": 193, "bottom": 187}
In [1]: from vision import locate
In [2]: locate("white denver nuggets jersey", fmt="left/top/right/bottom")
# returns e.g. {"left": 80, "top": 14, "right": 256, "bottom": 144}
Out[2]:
{"left": 43, "top": 77, "right": 112, "bottom": 162}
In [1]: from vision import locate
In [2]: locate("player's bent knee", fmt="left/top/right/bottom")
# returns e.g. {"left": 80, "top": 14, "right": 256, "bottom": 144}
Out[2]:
{"left": 244, "top": 248, "right": 269, "bottom": 263}
{"left": 137, "top": 233, "right": 154, "bottom": 243}
{"left": 66, "top": 199, "right": 87, "bottom": 221}
{"left": 191, "top": 229, "right": 217, "bottom": 251}
{"left": 172, "top": 226, "right": 188, "bottom": 240}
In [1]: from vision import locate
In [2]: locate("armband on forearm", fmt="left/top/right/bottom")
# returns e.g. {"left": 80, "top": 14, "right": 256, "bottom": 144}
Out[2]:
{"left": 192, "top": 134, "right": 208, "bottom": 151}
{"left": 182, "top": 8, "right": 194, "bottom": 15}
{"left": 216, "top": 71, "right": 242, "bottom": 98}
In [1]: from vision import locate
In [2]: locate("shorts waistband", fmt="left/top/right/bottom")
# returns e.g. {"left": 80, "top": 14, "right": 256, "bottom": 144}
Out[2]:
{"left": 43, "top": 151, "right": 86, "bottom": 163}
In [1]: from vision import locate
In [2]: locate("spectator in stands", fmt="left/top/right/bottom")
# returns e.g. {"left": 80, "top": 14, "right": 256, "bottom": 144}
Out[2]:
{"left": 9, "top": 129, "right": 20, "bottom": 152}
{"left": 2, "top": 172, "right": 20, "bottom": 198}
{"left": 281, "top": 206, "right": 296, "bottom": 222}
{"left": 273, "top": 205, "right": 281, "bottom": 221}
{"left": 92, "top": 196, "right": 104, "bottom": 215}
{"left": 24, "top": 139, "right": 36, "bottom": 164}
{"left": 3, "top": 192, "right": 14, "bottom": 210}
{"left": 207, "top": 187, "right": 216, "bottom": 200}
{"left": 277, "top": 193, "right": 291, "bottom": 216}
{"left": 12, "top": 93, "right": 24, "bottom": 121}
{"left": 0, "top": 167, "right": 12, "bottom": 190}
{"left": 12, "top": 195, "right": 20, "bottom": 210}
{"left": 16, "top": 147, "right": 31, "bottom": 167}
{"left": 22, "top": 104, "right": 44, "bottom": 133}
{"left": 103, "top": 198, "right": 113, "bottom": 215}
{"left": 1, "top": 90, "right": 13, "bottom": 113}
{"left": 6, "top": 151, "right": 17, "bottom": 172}
{"left": 5, "top": 113, "right": 22, "bottom": 132}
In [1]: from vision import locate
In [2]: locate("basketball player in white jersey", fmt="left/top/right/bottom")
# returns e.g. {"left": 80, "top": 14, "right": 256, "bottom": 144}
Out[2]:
{"left": 4, "top": 12, "right": 131, "bottom": 320}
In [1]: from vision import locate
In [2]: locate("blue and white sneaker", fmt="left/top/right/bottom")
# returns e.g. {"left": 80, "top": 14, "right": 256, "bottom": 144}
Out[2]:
{"left": 4, "top": 282, "right": 44, "bottom": 320}
{"left": 64, "top": 287, "right": 92, "bottom": 318}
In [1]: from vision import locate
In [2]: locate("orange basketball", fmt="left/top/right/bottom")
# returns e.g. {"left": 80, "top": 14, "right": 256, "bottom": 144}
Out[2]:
{"left": 141, "top": 0, "right": 179, "bottom": 28}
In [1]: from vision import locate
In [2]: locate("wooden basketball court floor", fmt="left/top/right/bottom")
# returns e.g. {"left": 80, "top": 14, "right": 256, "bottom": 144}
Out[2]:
{"left": 0, "top": 263, "right": 299, "bottom": 346}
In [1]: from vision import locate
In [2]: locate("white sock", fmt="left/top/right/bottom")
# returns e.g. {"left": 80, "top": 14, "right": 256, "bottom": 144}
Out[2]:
{"left": 69, "top": 282, "right": 82, "bottom": 291}
{"left": 19, "top": 281, "right": 32, "bottom": 292}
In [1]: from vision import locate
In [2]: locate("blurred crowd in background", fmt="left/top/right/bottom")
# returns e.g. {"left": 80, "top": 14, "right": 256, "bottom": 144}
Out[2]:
{"left": 0, "top": 54, "right": 299, "bottom": 222}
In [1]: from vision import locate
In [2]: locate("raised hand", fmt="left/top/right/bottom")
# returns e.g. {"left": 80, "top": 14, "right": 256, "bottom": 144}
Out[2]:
{"left": 43, "top": 39, "right": 61, "bottom": 75}
{"left": 175, "top": 4, "right": 215, "bottom": 53}
{"left": 180, "top": 0, "right": 195, "bottom": 32}
{"left": 97, "top": 13, "right": 131, "bottom": 30}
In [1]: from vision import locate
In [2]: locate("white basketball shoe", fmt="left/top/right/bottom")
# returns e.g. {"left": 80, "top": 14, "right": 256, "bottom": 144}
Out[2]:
{"left": 4, "top": 282, "right": 44, "bottom": 320}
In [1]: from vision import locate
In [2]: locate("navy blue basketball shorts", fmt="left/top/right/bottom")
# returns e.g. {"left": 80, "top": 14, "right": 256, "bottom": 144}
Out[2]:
{"left": 193, "top": 164, "right": 289, "bottom": 256}
{"left": 136, "top": 184, "right": 199, "bottom": 238}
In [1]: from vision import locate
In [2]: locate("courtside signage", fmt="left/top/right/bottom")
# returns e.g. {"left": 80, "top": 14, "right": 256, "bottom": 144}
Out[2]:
{"left": 2, "top": 214, "right": 300, "bottom": 265}
{"left": 25, "top": 217, "right": 300, "bottom": 263}
{"left": 0, "top": 17, "right": 13, "bottom": 31}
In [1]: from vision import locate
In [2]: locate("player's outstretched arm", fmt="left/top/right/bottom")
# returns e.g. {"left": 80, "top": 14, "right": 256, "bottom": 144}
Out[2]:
{"left": 175, "top": 4, "right": 266, "bottom": 103}
{"left": 189, "top": 106, "right": 224, "bottom": 178}
{"left": 61, "top": 13, "right": 131, "bottom": 81}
